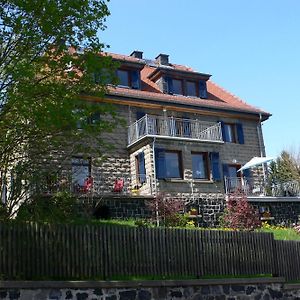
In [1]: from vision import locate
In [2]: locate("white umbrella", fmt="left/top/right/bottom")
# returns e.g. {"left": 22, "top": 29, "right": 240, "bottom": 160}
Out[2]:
{"left": 237, "top": 156, "right": 274, "bottom": 172}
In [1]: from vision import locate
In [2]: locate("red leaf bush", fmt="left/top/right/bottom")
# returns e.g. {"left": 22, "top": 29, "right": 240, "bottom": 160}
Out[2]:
{"left": 222, "top": 192, "right": 261, "bottom": 231}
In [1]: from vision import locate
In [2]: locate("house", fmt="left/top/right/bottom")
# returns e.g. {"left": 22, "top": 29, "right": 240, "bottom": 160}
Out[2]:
{"left": 73, "top": 50, "right": 273, "bottom": 225}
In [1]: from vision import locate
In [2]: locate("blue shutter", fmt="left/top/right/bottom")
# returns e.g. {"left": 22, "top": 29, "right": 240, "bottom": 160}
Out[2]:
{"left": 131, "top": 70, "right": 141, "bottom": 89}
{"left": 210, "top": 152, "right": 221, "bottom": 180}
{"left": 236, "top": 123, "right": 244, "bottom": 144}
{"left": 155, "top": 148, "right": 166, "bottom": 179}
{"left": 136, "top": 111, "right": 145, "bottom": 120}
{"left": 199, "top": 80, "right": 207, "bottom": 98}
{"left": 166, "top": 77, "right": 173, "bottom": 94}
{"left": 220, "top": 121, "right": 227, "bottom": 142}
{"left": 222, "top": 164, "right": 229, "bottom": 178}
{"left": 138, "top": 152, "right": 146, "bottom": 183}
{"left": 243, "top": 168, "right": 251, "bottom": 180}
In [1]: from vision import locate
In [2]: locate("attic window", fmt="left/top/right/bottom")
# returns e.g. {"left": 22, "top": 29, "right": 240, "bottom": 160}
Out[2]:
{"left": 117, "top": 69, "right": 141, "bottom": 89}
{"left": 172, "top": 79, "right": 183, "bottom": 95}
{"left": 117, "top": 70, "right": 130, "bottom": 87}
{"left": 186, "top": 81, "right": 197, "bottom": 97}
{"left": 166, "top": 77, "right": 208, "bottom": 98}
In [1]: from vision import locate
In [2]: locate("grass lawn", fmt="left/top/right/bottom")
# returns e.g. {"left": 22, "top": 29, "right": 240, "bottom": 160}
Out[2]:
{"left": 74, "top": 218, "right": 300, "bottom": 241}
{"left": 259, "top": 227, "right": 300, "bottom": 241}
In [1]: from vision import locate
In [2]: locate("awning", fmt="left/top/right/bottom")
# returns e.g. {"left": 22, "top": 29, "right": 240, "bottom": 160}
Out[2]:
{"left": 237, "top": 156, "right": 274, "bottom": 172}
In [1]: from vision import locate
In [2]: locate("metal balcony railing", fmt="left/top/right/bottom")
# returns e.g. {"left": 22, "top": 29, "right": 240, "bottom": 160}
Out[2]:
{"left": 37, "top": 174, "right": 153, "bottom": 197}
{"left": 128, "top": 114, "right": 223, "bottom": 146}
{"left": 224, "top": 177, "right": 300, "bottom": 197}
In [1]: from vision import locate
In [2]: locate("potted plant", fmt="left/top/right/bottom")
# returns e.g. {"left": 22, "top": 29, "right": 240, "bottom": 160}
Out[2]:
{"left": 189, "top": 208, "right": 198, "bottom": 216}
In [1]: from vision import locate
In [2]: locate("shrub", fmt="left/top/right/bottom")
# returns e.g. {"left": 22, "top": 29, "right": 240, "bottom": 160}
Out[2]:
{"left": 147, "top": 194, "right": 186, "bottom": 227}
{"left": 16, "top": 191, "right": 78, "bottom": 223}
{"left": 221, "top": 192, "right": 261, "bottom": 231}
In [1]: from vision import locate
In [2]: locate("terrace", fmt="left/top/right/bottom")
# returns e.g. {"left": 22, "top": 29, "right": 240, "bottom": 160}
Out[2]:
{"left": 224, "top": 176, "right": 300, "bottom": 199}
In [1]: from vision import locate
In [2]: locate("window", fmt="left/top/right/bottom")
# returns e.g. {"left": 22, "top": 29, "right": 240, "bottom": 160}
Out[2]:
{"left": 135, "top": 152, "right": 146, "bottom": 184}
{"left": 87, "top": 112, "right": 101, "bottom": 125}
{"left": 221, "top": 122, "right": 244, "bottom": 144}
{"left": 165, "top": 151, "right": 182, "bottom": 178}
{"left": 166, "top": 77, "right": 207, "bottom": 98}
{"left": 192, "top": 152, "right": 209, "bottom": 179}
{"left": 186, "top": 81, "right": 197, "bottom": 97}
{"left": 172, "top": 79, "right": 183, "bottom": 95}
{"left": 116, "top": 69, "right": 141, "bottom": 89}
{"left": 223, "top": 123, "right": 237, "bottom": 143}
{"left": 72, "top": 157, "right": 91, "bottom": 191}
{"left": 155, "top": 149, "right": 183, "bottom": 179}
{"left": 117, "top": 69, "right": 130, "bottom": 87}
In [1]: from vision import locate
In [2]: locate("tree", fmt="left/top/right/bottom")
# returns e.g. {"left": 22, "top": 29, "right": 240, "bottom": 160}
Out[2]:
{"left": 0, "top": 0, "right": 120, "bottom": 217}
{"left": 269, "top": 151, "right": 300, "bottom": 182}
{"left": 267, "top": 150, "right": 300, "bottom": 196}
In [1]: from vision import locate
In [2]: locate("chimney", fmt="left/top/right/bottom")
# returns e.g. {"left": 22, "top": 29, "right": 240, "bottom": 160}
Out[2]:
{"left": 155, "top": 53, "right": 169, "bottom": 65}
{"left": 130, "top": 50, "right": 143, "bottom": 59}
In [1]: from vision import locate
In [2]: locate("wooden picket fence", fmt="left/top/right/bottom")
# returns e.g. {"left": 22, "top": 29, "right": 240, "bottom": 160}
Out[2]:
{"left": 0, "top": 222, "right": 298, "bottom": 281}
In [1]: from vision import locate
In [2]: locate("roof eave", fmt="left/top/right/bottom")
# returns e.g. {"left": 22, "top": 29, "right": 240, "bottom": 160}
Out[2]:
{"left": 105, "top": 91, "right": 271, "bottom": 120}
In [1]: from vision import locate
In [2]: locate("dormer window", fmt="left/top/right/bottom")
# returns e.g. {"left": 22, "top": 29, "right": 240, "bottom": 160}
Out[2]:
{"left": 117, "top": 70, "right": 130, "bottom": 87}
{"left": 166, "top": 77, "right": 208, "bottom": 98}
{"left": 116, "top": 69, "right": 141, "bottom": 89}
{"left": 186, "top": 81, "right": 197, "bottom": 97}
{"left": 172, "top": 79, "right": 183, "bottom": 95}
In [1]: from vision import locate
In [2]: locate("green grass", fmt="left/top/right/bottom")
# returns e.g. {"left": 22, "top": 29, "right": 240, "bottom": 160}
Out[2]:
{"left": 30, "top": 217, "right": 300, "bottom": 241}
{"left": 259, "top": 227, "right": 300, "bottom": 241}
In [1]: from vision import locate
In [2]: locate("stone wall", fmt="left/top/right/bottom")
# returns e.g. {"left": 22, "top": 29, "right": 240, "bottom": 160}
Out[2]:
{"left": 81, "top": 193, "right": 225, "bottom": 227}
{"left": 250, "top": 199, "right": 300, "bottom": 225}
{"left": 79, "top": 196, "right": 153, "bottom": 219}
{"left": 1, "top": 277, "right": 298, "bottom": 300}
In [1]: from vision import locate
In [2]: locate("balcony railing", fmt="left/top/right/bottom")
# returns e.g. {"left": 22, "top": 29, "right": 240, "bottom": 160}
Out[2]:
{"left": 224, "top": 177, "right": 300, "bottom": 197}
{"left": 128, "top": 114, "right": 223, "bottom": 146}
{"left": 37, "top": 174, "right": 153, "bottom": 197}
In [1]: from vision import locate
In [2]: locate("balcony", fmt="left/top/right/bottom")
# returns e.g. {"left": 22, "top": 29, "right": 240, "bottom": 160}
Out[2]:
{"left": 224, "top": 177, "right": 300, "bottom": 198}
{"left": 128, "top": 114, "right": 223, "bottom": 146}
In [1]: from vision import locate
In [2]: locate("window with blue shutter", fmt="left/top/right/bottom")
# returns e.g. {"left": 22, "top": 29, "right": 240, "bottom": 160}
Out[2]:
{"left": 220, "top": 122, "right": 244, "bottom": 143}
{"left": 131, "top": 70, "right": 141, "bottom": 89}
{"left": 210, "top": 152, "right": 221, "bottom": 180}
{"left": 236, "top": 123, "right": 244, "bottom": 144}
{"left": 137, "top": 152, "right": 146, "bottom": 183}
{"left": 199, "top": 80, "right": 207, "bottom": 99}
{"left": 155, "top": 148, "right": 166, "bottom": 179}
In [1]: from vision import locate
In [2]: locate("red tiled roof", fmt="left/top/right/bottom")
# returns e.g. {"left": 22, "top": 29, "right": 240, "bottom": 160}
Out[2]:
{"left": 105, "top": 52, "right": 270, "bottom": 118}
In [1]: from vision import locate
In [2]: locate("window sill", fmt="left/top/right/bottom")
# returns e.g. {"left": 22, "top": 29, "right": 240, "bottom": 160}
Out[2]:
{"left": 193, "top": 180, "right": 214, "bottom": 184}
{"left": 159, "top": 179, "right": 214, "bottom": 184}
{"left": 162, "top": 178, "right": 187, "bottom": 183}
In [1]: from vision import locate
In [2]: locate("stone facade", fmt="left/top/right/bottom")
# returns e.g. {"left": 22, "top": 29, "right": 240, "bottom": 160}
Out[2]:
{"left": 1, "top": 278, "right": 299, "bottom": 300}
{"left": 68, "top": 102, "right": 265, "bottom": 222}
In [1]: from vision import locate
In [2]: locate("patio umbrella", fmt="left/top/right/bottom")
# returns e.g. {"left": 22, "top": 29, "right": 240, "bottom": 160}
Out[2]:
{"left": 237, "top": 156, "right": 274, "bottom": 172}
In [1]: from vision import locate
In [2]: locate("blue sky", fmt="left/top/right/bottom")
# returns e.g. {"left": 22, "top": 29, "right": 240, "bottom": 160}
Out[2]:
{"left": 100, "top": 0, "right": 300, "bottom": 158}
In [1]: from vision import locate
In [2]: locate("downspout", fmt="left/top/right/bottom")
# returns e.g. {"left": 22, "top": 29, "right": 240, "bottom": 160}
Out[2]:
{"left": 257, "top": 113, "right": 267, "bottom": 183}
{"left": 152, "top": 137, "right": 159, "bottom": 226}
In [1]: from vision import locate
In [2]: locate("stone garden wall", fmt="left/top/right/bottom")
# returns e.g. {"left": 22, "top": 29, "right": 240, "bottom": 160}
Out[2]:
{"left": 1, "top": 278, "right": 300, "bottom": 300}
